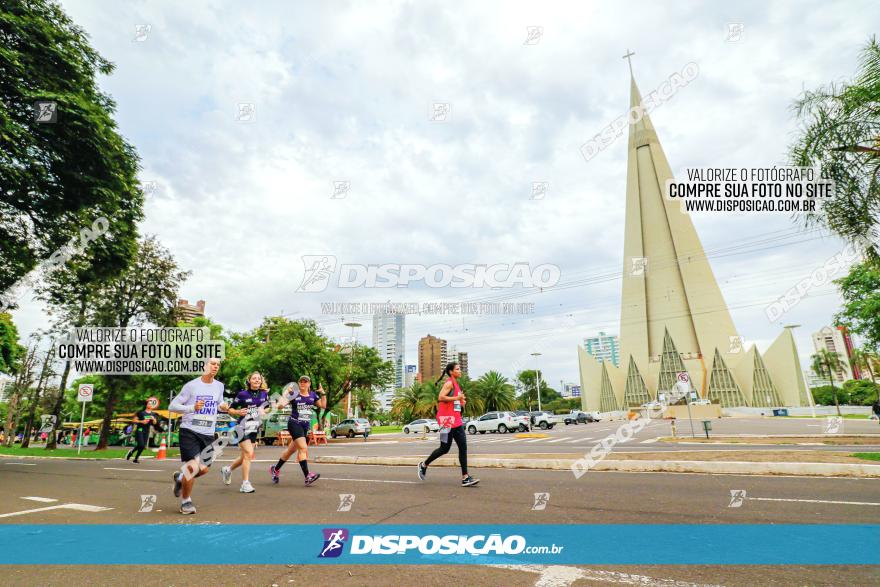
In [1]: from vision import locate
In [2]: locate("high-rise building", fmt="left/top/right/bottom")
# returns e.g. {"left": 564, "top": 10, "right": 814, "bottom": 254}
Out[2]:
{"left": 176, "top": 299, "right": 205, "bottom": 322}
{"left": 404, "top": 364, "right": 417, "bottom": 388}
{"left": 447, "top": 346, "right": 468, "bottom": 377}
{"left": 583, "top": 332, "right": 620, "bottom": 368}
{"left": 811, "top": 325, "right": 855, "bottom": 384}
{"left": 561, "top": 382, "right": 581, "bottom": 398}
{"left": 372, "top": 313, "right": 405, "bottom": 410}
{"left": 419, "top": 334, "right": 447, "bottom": 383}
{"left": 804, "top": 369, "right": 826, "bottom": 389}
{"left": 0, "top": 374, "right": 13, "bottom": 404}
{"left": 577, "top": 66, "right": 807, "bottom": 411}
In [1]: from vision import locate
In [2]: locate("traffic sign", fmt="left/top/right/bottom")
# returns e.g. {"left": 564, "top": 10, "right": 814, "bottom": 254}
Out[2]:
{"left": 676, "top": 372, "right": 690, "bottom": 384}
{"left": 77, "top": 384, "right": 94, "bottom": 402}
{"left": 146, "top": 396, "right": 159, "bottom": 409}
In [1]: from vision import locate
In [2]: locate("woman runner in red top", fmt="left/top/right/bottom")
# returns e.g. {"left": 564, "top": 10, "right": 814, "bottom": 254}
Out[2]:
{"left": 418, "top": 362, "right": 479, "bottom": 487}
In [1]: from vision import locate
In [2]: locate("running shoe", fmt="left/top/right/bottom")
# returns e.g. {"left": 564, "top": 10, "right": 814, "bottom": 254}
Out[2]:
{"left": 304, "top": 472, "right": 320, "bottom": 486}
{"left": 240, "top": 480, "right": 255, "bottom": 493}
{"left": 417, "top": 462, "right": 427, "bottom": 481}
{"left": 132, "top": 459, "right": 140, "bottom": 464}
{"left": 461, "top": 475, "right": 480, "bottom": 487}
{"left": 221, "top": 465, "right": 232, "bottom": 485}
{"left": 269, "top": 465, "right": 280, "bottom": 484}
{"left": 179, "top": 501, "right": 197, "bottom": 515}
{"left": 172, "top": 471, "right": 183, "bottom": 497}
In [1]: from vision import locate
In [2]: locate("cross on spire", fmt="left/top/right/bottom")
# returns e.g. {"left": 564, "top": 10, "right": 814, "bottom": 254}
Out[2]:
{"left": 622, "top": 49, "right": 635, "bottom": 77}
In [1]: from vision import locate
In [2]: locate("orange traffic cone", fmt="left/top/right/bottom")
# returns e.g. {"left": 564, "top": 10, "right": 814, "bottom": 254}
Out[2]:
{"left": 156, "top": 437, "right": 167, "bottom": 460}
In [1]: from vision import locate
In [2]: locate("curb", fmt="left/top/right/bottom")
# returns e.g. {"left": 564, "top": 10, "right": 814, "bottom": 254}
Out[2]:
{"left": 314, "top": 455, "right": 880, "bottom": 478}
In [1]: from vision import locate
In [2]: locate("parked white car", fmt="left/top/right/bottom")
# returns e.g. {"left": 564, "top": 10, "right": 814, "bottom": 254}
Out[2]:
{"left": 403, "top": 419, "right": 439, "bottom": 434}
{"left": 530, "top": 411, "right": 565, "bottom": 429}
{"left": 466, "top": 411, "right": 521, "bottom": 434}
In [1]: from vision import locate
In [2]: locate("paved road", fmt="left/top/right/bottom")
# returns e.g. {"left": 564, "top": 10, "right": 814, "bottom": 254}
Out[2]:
{"left": 1, "top": 454, "right": 878, "bottom": 586}
{"left": 311, "top": 417, "right": 880, "bottom": 457}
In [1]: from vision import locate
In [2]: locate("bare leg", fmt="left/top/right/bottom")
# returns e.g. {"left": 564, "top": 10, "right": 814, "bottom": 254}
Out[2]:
{"left": 181, "top": 461, "right": 209, "bottom": 500}
{"left": 239, "top": 439, "right": 254, "bottom": 481}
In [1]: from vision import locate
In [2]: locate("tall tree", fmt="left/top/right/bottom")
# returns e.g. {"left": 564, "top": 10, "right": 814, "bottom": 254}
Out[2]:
{"left": 789, "top": 36, "right": 880, "bottom": 257}
{"left": 0, "top": 312, "right": 25, "bottom": 375}
{"left": 811, "top": 350, "right": 844, "bottom": 416}
{"left": 850, "top": 348, "right": 879, "bottom": 401}
{"left": 3, "top": 339, "right": 38, "bottom": 446}
{"left": 0, "top": 0, "right": 144, "bottom": 294}
{"left": 835, "top": 262, "right": 880, "bottom": 351}
{"left": 19, "top": 343, "right": 55, "bottom": 448}
{"left": 87, "top": 237, "right": 189, "bottom": 449}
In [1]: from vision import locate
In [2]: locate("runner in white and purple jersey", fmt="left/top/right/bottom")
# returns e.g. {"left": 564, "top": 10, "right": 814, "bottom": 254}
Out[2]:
{"left": 270, "top": 375, "right": 326, "bottom": 486}
{"left": 220, "top": 371, "right": 270, "bottom": 493}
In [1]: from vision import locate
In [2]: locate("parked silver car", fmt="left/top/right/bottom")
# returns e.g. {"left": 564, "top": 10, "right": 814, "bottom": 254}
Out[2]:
{"left": 331, "top": 418, "right": 371, "bottom": 438}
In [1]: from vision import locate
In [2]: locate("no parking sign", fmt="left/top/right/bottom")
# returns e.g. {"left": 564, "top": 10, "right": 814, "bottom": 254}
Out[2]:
{"left": 77, "top": 384, "right": 94, "bottom": 402}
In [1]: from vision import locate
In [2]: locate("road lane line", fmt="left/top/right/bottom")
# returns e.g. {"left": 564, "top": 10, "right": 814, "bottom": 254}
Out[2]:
{"left": 641, "top": 438, "right": 660, "bottom": 444}
{"left": 547, "top": 437, "right": 572, "bottom": 443}
{"left": 104, "top": 467, "right": 162, "bottom": 472}
{"left": 569, "top": 437, "right": 595, "bottom": 443}
{"left": 747, "top": 497, "right": 880, "bottom": 506}
{"left": 4, "top": 462, "right": 36, "bottom": 466}
{"left": 0, "top": 503, "right": 113, "bottom": 518}
{"left": 21, "top": 497, "right": 57, "bottom": 503}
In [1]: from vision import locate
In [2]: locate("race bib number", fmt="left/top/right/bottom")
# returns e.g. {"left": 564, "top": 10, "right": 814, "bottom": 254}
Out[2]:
{"left": 453, "top": 401, "right": 461, "bottom": 412}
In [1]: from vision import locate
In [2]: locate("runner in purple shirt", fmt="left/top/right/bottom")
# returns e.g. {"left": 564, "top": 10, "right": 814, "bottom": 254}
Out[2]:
{"left": 270, "top": 375, "right": 326, "bottom": 486}
{"left": 220, "top": 372, "right": 270, "bottom": 493}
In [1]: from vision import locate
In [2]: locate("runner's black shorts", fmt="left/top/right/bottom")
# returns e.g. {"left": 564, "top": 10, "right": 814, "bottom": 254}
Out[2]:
{"left": 179, "top": 427, "right": 216, "bottom": 465}
{"left": 287, "top": 419, "right": 308, "bottom": 440}
{"left": 239, "top": 431, "right": 259, "bottom": 444}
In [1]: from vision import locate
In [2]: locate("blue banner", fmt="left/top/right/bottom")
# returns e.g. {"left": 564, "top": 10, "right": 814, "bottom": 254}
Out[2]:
{"left": 1, "top": 524, "right": 876, "bottom": 565}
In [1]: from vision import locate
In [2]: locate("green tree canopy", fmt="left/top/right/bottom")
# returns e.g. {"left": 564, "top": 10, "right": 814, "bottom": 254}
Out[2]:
{"left": 0, "top": 0, "right": 143, "bottom": 294}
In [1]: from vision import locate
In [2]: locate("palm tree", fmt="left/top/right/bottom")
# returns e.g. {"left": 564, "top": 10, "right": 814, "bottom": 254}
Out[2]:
{"left": 414, "top": 381, "right": 439, "bottom": 418}
{"left": 473, "top": 371, "right": 516, "bottom": 412}
{"left": 812, "top": 349, "right": 844, "bottom": 416}
{"left": 790, "top": 36, "right": 880, "bottom": 259}
{"left": 850, "top": 348, "right": 880, "bottom": 401}
{"left": 354, "top": 386, "right": 379, "bottom": 417}
{"left": 390, "top": 386, "right": 421, "bottom": 422}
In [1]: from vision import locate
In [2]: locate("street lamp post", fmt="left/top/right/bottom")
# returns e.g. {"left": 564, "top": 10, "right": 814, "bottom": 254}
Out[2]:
{"left": 344, "top": 322, "right": 362, "bottom": 419}
{"left": 531, "top": 352, "right": 543, "bottom": 412}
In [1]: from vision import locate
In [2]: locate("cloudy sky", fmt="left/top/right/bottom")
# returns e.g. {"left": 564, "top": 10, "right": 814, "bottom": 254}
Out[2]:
{"left": 11, "top": 0, "right": 879, "bottom": 391}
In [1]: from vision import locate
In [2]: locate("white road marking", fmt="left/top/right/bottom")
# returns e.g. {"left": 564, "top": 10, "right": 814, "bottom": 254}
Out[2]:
{"left": 21, "top": 496, "right": 58, "bottom": 503}
{"left": 640, "top": 438, "right": 659, "bottom": 444}
{"left": 104, "top": 467, "right": 162, "bottom": 472}
{"left": 547, "top": 437, "right": 572, "bottom": 443}
{"left": 747, "top": 496, "right": 880, "bottom": 506}
{"left": 489, "top": 564, "right": 724, "bottom": 587}
{"left": 0, "top": 503, "right": 113, "bottom": 519}
{"left": 4, "top": 462, "right": 36, "bottom": 466}
{"left": 526, "top": 438, "right": 548, "bottom": 443}
{"left": 569, "top": 437, "right": 595, "bottom": 443}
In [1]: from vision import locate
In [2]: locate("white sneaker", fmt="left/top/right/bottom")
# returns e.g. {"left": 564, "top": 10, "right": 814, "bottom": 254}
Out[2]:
{"left": 239, "top": 480, "right": 255, "bottom": 493}
{"left": 221, "top": 465, "right": 232, "bottom": 485}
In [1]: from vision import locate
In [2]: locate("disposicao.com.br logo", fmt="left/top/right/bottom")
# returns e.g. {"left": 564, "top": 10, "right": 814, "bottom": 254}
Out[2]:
{"left": 318, "top": 528, "right": 563, "bottom": 558}
{"left": 297, "top": 256, "right": 561, "bottom": 292}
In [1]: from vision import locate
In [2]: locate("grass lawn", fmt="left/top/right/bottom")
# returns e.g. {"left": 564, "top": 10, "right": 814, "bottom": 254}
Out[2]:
{"left": 371, "top": 425, "right": 403, "bottom": 434}
{"left": 0, "top": 445, "right": 179, "bottom": 459}
{"left": 851, "top": 452, "right": 880, "bottom": 461}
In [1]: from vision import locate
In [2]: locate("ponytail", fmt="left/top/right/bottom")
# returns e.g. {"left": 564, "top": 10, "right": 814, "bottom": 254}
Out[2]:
{"left": 435, "top": 362, "right": 459, "bottom": 384}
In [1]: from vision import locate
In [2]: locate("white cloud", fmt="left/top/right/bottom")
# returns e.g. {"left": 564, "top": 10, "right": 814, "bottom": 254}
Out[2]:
{"left": 9, "top": 0, "right": 878, "bottom": 394}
